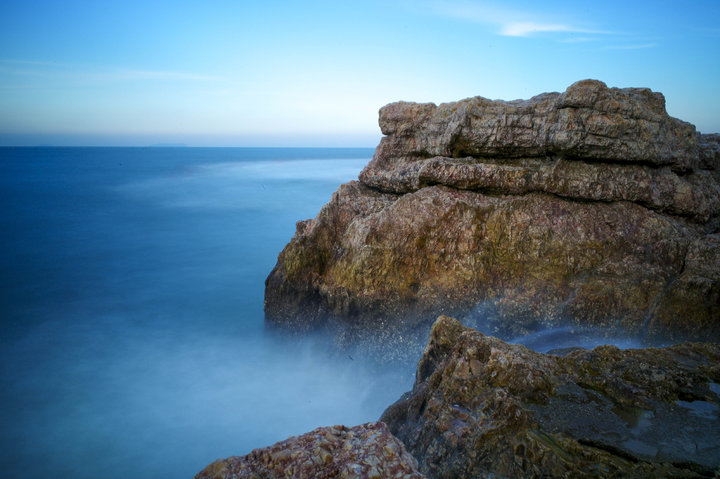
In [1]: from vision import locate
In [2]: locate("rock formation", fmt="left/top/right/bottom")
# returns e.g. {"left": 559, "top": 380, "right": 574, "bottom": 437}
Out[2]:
{"left": 195, "top": 317, "right": 720, "bottom": 478}
{"left": 265, "top": 80, "right": 720, "bottom": 343}
{"left": 194, "top": 422, "right": 425, "bottom": 479}
{"left": 381, "top": 316, "right": 720, "bottom": 478}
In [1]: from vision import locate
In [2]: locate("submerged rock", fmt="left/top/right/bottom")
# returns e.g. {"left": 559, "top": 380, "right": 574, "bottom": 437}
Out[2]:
{"left": 265, "top": 80, "right": 720, "bottom": 344}
{"left": 381, "top": 316, "right": 720, "bottom": 478}
{"left": 194, "top": 421, "right": 425, "bottom": 479}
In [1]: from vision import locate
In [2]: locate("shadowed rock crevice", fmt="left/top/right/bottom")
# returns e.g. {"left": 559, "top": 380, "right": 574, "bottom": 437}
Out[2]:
{"left": 265, "top": 79, "right": 720, "bottom": 346}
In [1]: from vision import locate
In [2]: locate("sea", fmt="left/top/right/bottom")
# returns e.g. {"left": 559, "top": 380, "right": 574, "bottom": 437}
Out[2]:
{"left": 0, "top": 147, "right": 413, "bottom": 478}
{"left": 0, "top": 147, "right": 642, "bottom": 478}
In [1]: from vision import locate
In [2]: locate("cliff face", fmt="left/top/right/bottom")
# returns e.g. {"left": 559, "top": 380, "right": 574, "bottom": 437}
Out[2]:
{"left": 265, "top": 80, "right": 720, "bottom": 342}
{"left": 381, "top": 316, "right": 720, "bottom": 478}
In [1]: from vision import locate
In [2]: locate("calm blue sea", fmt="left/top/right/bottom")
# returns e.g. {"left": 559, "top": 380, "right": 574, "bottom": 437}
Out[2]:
{"left": 0, "top": 147, "right": 414, "bottom": 479}
{"left": 0, "top": 147, "right": 644, "bottom": 479}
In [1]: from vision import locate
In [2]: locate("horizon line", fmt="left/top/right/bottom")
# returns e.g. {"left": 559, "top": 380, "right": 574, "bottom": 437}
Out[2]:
{"left": 0, "top": 144, "right": 379, "bottom": 149}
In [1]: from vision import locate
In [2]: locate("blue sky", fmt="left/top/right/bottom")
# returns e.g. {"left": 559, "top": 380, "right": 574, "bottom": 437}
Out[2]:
{"left": 1, "top": 0, "right": 719, "bottom": 146}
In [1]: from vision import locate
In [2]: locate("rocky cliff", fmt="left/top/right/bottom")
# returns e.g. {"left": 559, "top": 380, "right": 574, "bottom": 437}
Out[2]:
{"left": 381, "top": 316, "right": 720, "bottom": 478}
{"left": 265, "top": 80, "right": 720, "bottom": 344}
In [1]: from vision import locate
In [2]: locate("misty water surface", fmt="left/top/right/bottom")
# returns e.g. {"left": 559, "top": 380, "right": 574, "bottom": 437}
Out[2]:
{"left": 0, "top": 147, "right": 413, "bottom": 478}
{"left": 0, "top": 147, "right": 643, "bottom": 479}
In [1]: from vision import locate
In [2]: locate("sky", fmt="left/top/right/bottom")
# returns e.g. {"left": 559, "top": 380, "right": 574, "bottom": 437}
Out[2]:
{"left": 0, "top": 0, "right": 719, "bottom": 147}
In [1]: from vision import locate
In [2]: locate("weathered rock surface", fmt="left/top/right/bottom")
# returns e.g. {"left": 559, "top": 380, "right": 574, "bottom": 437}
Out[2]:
{"left": 265, "top": 79, "right": 720, "bottom": 343}
{"left": 195, "top": 421, "right": 425, "bottom": 479}
{"left": 364, "top": 156, "right": 719, "bottom": 223}
{"left": 699, "top": 133, "right": 720, "bottom": 176}
{"left": 381, "top": 316, "right": 720, "bottom": 478}
{"left": 370, "top": 80, "right": 698, "bottom": 169}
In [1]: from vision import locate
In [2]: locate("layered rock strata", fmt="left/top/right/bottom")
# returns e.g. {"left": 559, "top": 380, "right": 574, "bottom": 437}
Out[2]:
{"left": 381, "top": 316, "right": 720, "bottom": 478}
{"left": 265, "top": 80, "right": 720, "bottom": 342}
{"left": 194, "top": 422, "right": 424, "bottom": 479}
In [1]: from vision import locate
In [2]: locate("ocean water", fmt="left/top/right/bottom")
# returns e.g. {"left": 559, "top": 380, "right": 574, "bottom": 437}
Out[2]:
{"left": 0, "top": 147, "right": 414, "bottom": 479}
{"left": 0, "top": 147, "right": 645, "bottom": 478}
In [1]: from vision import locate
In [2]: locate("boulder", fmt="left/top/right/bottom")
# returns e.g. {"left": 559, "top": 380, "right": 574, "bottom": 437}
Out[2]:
{"left": 195, "top": 422, "right": 425, "bottom": 479}
{"left": 381, "top": 316, "right": 720, "bottom": 478}
{"left": 265, "top": 80, "right": 720, "bottom": 344}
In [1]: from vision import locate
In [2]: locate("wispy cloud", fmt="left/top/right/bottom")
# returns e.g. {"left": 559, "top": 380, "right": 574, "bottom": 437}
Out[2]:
{"left": 428, "top": 1, "right": 614, "bottom": 38}
{"left": 0, "top": 59, "right": 224, "bottom": 83}
{"left": 500, "top": 22, "right": 582, "bottom": 37}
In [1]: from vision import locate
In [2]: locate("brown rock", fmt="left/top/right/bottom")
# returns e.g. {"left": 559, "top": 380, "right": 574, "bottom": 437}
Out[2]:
{"left": 363, "top": 79, "right": 698, "bottom": 175}
{"left": 699, "top": 133, "right": 720, "bottom": 169}
{"left": 699, "top": 133, "right": 720, "bottom": 185}
{"left": 646, "top": 233, "right": 720, "bottom": 342}
{"left": 360, "top": 155, "right": 720, "bottom": 222}
{"left": 381, "top": 317, "right": 720, "bottom": 478}
{"left": 194, "top": 422, "right": 425, "bottom": 479}
{"left": 265, "top": 80, "right": 720, "bottom": 346}
{"left": 266, "top": 179, "right": 717, "bottom": 342}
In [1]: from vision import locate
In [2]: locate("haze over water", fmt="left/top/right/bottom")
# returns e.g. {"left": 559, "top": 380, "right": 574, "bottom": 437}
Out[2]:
{"left": 0, "top": 147, "right": 644, "bottom": 478}
{"left": 0, "top": 147, "right": 412, "bottom": 478}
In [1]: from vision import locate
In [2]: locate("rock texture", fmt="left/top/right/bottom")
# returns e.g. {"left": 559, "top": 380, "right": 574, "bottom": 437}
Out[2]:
{"left": 265, "top": 80, "right": 720, "bottom": 343}
{"left": 194, "top": 422, "right": 424, "bottom": 479}
{"left": 369, "top": 80, "right": 697, "bottom": 170}
{"left": 381, "top": 316, "right": 720, "bottom": 478}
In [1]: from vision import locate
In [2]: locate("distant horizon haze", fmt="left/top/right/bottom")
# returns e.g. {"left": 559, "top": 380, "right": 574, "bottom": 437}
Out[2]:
{"left": 0, "top": 132, "right": 383, "bottom": 148}
{"left": 1, "top": 0, "right": 719, "bottom": 146}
